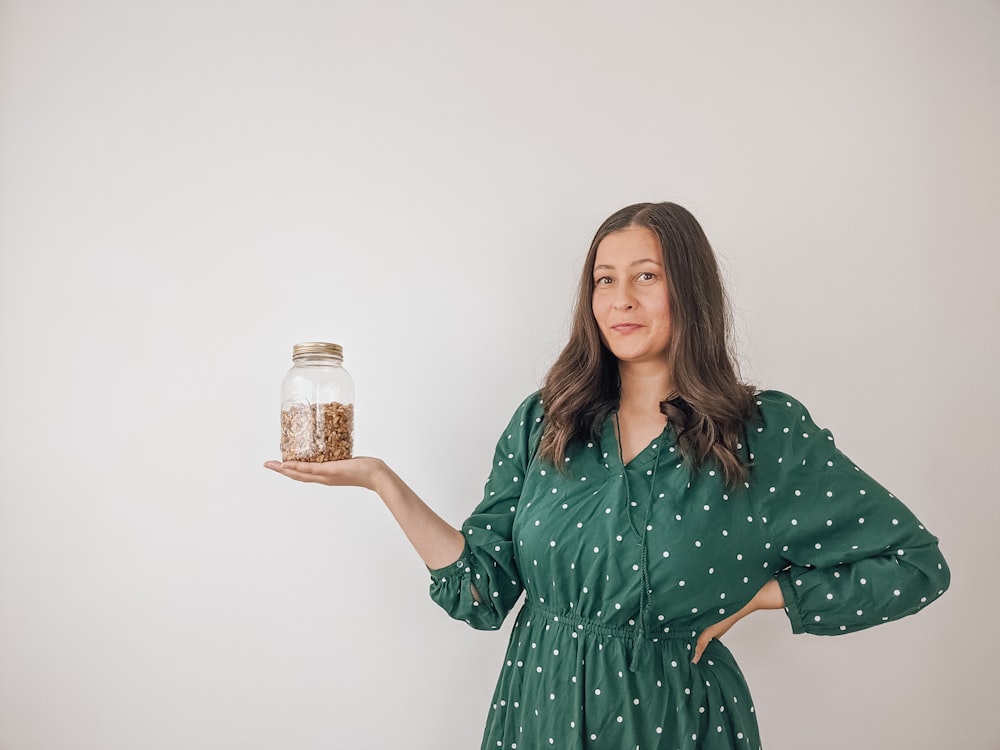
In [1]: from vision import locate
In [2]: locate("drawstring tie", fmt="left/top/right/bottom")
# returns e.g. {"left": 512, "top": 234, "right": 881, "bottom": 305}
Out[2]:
{"left": 616, "top": 413, "right": 664, "bottom": 673}
{"left": 628, "top": 536, "right": 653, "bottom": 672}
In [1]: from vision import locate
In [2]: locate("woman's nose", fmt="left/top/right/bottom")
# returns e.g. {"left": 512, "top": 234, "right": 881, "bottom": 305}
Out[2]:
{"left": 612, "top": 287, "right": 635, "bottom": 310}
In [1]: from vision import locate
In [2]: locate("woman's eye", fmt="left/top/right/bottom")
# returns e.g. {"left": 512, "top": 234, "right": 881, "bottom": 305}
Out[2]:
{"left": 595, "top": 276, "right": 613, "bottom": 285}
{"left": 637, "top": 272, "right": 656, "bottom": 281}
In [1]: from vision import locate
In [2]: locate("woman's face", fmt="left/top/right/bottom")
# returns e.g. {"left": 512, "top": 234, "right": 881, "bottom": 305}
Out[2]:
{"left": 591, "top": 226, "right": 672, "bottom": 366}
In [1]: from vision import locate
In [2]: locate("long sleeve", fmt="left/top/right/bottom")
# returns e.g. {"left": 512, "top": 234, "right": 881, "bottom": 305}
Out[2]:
{"left": 427, "top": 393, "right": 545, "bottom": 631}
{"left": 746, "top": 391, "right": 950, "bottom": 635}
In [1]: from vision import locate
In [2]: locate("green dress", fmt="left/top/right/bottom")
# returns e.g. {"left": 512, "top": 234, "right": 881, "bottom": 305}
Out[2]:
{"left": 428, "top": 391, "right": 949, "bottom": 749}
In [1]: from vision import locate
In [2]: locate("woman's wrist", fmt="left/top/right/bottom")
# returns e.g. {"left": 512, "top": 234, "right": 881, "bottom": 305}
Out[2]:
{"left": 368, "top": 458, "right": 394, "bottom": 495}
{"left": 754, "top": 578, "right": 785, "bottom": 610}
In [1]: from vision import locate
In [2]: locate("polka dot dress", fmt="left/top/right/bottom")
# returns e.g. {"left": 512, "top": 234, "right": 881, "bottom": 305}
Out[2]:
{"left": 428, "top": 391, "right": 950, "bottom": 749}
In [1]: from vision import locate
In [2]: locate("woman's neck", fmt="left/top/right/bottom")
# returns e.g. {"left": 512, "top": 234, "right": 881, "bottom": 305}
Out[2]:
{"left": 617, "top": 360, "right": 675, "bottom": 415}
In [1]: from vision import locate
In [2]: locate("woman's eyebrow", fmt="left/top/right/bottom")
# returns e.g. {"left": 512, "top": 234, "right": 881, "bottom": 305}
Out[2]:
{"left": 594, "top": 258, "right": 663, "bottom": 271}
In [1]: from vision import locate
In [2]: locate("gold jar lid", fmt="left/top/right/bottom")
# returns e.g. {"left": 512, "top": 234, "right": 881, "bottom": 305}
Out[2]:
{"left": 292, "top": 342, "right": 343, "bottom": 360}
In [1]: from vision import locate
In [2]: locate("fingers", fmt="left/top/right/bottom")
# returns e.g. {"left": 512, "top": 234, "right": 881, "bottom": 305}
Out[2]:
{"left": 691, "top": 631, "right": 715, "bottom": 665}
{"left": 262, "top": 460, "right": 326, "bottom": 483}
{"left": 692, "top": 607, "right": 750, "bottom": 664}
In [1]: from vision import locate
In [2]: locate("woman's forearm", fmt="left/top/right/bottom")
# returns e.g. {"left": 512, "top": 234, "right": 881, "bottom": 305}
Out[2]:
{"left": 371, "top": 461, "right": 466, "bottom": 570}
{"left": 264, "top": 456, "right": 466, "bottom": 570}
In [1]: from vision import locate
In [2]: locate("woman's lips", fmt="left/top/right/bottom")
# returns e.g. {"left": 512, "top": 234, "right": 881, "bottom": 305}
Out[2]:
{"left": 611, "top": 323, "right": 642, "bottom": 334}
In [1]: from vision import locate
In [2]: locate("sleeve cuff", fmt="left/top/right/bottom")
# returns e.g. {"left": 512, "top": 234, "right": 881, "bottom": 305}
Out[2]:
{"left": 427, "top": 541, "right": 472, "bottom": 580}
{"left": 777, "top": 570, "right": 807, "bottom": 634}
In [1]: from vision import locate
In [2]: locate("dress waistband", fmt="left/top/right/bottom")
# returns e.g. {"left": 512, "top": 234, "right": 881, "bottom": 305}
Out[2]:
{"left": 522, "top": 602, "right": 697, "bottom": 643}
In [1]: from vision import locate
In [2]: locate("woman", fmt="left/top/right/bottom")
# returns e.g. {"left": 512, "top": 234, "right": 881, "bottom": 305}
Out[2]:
{"left": 264, "top": 202, "right": 950, "bottom": 749}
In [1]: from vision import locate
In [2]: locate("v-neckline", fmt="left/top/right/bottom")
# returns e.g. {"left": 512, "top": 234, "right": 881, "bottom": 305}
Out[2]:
{"left": 602, "top": 412, "right": 674, "bottom": 471}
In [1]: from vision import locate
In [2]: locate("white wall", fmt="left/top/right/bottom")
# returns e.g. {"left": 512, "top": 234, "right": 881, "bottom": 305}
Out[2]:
{"left": 1, "top": 1, "right": 997, "bottom": 748}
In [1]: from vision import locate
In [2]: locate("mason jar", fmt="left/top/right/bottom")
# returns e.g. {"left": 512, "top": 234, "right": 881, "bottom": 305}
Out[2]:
{"left": 279, "top": 342, "right": 355, "bottom": 462}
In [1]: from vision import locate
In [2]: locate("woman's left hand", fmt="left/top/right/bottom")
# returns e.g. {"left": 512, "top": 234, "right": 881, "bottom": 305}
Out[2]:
{"left": 691, "top": 578, "right": 785, "bottom": 664}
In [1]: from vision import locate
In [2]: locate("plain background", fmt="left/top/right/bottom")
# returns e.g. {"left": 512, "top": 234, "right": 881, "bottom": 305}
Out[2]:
{"left": 1, "top": 1, "right": 998, "bottom": 748}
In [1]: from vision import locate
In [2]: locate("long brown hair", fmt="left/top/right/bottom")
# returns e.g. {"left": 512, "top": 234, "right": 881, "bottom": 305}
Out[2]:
{"left": 539, "top": 202, "right": 757, "bottom": 486}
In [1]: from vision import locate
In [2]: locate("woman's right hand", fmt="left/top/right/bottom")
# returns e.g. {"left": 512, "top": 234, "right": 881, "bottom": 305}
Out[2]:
{"left": 263, "top": 457, "right": 389, "bottom": 492}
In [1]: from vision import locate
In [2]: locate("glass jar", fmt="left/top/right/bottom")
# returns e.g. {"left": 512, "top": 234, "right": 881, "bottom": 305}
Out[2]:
{"left": 280, "top": 342, "right": 355, "bottom": 462}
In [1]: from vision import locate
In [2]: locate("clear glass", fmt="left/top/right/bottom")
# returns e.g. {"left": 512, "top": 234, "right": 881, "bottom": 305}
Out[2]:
{"left": 279, "top": 346, "right": 355, "bottom": 462}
